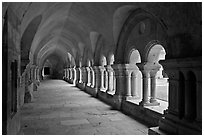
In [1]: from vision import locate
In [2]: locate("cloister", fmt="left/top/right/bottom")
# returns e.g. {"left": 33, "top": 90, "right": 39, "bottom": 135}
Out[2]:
{"left": 2, "top": 2, "right": 202, "bottom": 135}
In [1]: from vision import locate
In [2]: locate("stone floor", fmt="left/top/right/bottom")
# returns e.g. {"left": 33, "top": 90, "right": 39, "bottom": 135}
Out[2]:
{"left": 19, "top": 80, "right": 149, "bottom": 135}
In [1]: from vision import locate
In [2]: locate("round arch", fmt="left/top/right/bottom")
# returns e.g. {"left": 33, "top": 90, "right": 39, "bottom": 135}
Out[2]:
{"left": 108, "top": 53, "right": 115, "bottom": 65}
{"left": 128, "top": 49, "right": 141, "bottom": 64}
{"left": 145, "top": 42, "right": 166, "bottom": 63}
{"left": 115, "top": 8, "right": 167, "bottom": 64}
{"left": 100, "top": 55, "right": 107, "bottom": 66}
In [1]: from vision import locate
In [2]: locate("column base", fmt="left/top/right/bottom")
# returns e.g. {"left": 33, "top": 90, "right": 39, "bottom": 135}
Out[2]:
{"left": 85, "top": 86, "right": 98, "bottom": 97}
{"left": 139, "top": 100, "right": 160, "bottom": 106}
{"left": 106, "top": 90, "right": 115, "bottom": 95}
{"left": 24, "top": 92, "right": 33, "bottom": 103}
{"left": 123, "top": 96, "right": 139, "bottom": 101}
{"left": 148, "top": 127, "right": 167, "bottom": 135}
{"left": 33, "top": 83, "right": 38, "bottom": 91}
{"left": 100, "top": 88, "right": 107, "bottom": 92}
{"left": 113, "top": 95, "right": 123, "bottom": 110}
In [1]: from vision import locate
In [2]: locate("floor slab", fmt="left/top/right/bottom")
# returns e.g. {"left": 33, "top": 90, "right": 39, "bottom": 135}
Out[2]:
{"left": 19, "top": 80, "right": 148, "bottom": 135}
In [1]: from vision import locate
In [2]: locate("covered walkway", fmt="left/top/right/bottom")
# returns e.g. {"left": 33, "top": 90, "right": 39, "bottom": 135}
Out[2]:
{"left": 19, "top": 80, "right": 148, "bottom": 135}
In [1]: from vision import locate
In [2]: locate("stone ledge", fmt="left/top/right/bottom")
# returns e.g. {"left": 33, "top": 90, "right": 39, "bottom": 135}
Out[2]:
{"left": 148, "top": 127, "right": 167, "bottom": 135}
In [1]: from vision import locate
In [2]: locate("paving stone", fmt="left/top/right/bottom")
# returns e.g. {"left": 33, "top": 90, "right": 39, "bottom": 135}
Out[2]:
{"left": 60, "top": 119, "right": 90, "bottom": 126}
{"left": 19, "top": 80, "right": 148, "bottom": 135}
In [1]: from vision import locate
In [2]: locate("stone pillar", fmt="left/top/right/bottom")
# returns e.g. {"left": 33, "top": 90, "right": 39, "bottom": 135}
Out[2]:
{"left": 131, "top": 70, "right": 140, "bottom": 98}
{"left": 125, "top": 70, "right": 131, "bottom": 97}
{"left": 68, "top": 68, "right": 70, "bottom": 80}
{"left": 72, "top": 67, "right": 76, "bottom": 85}
{"left": 75, "top": 67, "right": 79, "bottom": 83}
{"left": 112, "top": 64, "right": 124, "bottom": 109}
{"left": 82, "top": 67, "right": 87, "bottom": 85}
{"left": 36, "top": 67, "right": 40, "bottom": 85}
{"left": 98, "top": 66, "right": 106, "bottom": 91}
{"left": 90, "top": 67, "right": 95, "bottom": 88}
{"left": 93, "top": 66, "right": 101, "bottom": 93}
{"left": 139, "top": 69, "right": 150, "bottom": 106}
{"left": 149, "top": 70, "right": 160, "bottom": 105}
{"left": 106, "top": 65, "right": 114, "bottom": 93}
{"left": 66, "top": 69, "right": 69, "bottom": 81}
{"left": 86, "top": 67, "right": 91, "bottom": 86}
{"left": 70, "top": 68, "right": 73, "bottom": 80}
{"left": 104, "top": 70, "right": 108, "bottom": 90}
{"left": 64, "top": 69, "right": 66, "bottom": 79}
{"left": 78, "top": 68, "right": 82, "bottom": 83}
{"left": 24, "top": 70, "right": 33, "bottom": 103}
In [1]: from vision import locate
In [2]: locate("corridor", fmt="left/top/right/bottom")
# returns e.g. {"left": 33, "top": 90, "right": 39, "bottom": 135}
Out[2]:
{"left": 19, "top": 80, "right": 148, "bottom": 135}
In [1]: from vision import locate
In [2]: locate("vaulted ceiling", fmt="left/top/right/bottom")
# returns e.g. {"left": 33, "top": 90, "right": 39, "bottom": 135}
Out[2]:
{"left": 3, "top": 2, "right": 202, "bottom": 70}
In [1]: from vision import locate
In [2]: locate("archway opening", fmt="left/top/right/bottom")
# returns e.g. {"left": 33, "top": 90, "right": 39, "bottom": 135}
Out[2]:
{"left": 129, "top": 49, "right": 141, "bottom": 64}
{"left": 42, "top": 59, "right": 52, "bottom": 80}
{"left": 128, "top": 49, "right": 142, "bottom": 99}
{"left": 147, "top": 44, "right": 169, "bottom": 109}
{"left": 101, "top": 55, "right": 107, "bottom": 66}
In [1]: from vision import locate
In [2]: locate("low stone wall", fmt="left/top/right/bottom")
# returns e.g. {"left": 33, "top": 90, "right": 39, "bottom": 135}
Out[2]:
{"left": 121, "top": 101, "right": 162, "bottom": 127}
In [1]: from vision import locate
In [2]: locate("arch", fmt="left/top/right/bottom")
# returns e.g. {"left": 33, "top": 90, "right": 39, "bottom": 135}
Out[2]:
{"left": 87, "top": 59, "right": 91, "bottom": 67}
{"left": 108, "top": 53, "right": 115, "bottom": 65}
{"left": 146, "top": 43, "right": 169, "bottom": 107}
{"left": 128, "top": 49, "right": 141, "bottom": 64}
{"left": 146, "top": 44, "right": 166, "bottom": 63}
{"left": 20, "top": 15, "right": 42, "bottom": 74}
{"left": 115, "top": 8, "right": 167, "bottom": 63}
{"left": 113, "top": 5, "right": 138, "bottom": 45}
{"left": 94, "top": 34, "right": 104, "bottom": 66}
{"left": 100, "top": 55, "right": 107, "bottom": 66}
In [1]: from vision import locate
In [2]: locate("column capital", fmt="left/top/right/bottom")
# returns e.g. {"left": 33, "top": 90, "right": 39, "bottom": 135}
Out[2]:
{"left": 106, "top": 65, "right": 113, "bottom": 72}
{"left": 85, "top": 66, "right": 90, "bottom": 71}
{"left": 112, "top": 64, "right": 139, "bottom": 76}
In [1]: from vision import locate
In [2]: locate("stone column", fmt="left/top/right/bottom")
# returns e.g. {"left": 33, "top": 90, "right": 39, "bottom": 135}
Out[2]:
{"left": 106, "top": 65, "right": 114, "bottom": 93}
{"left": 72, "top": 67, "right": 76, "bottom": 85}
{"left": 98, "top": 66, "right": 106, "bottom": 91}
{"left": 149, "top": 70, "right": 160, "bottom": 105}
{"left": 86, "top": 67, "right": 91, "bottom": 86}
{"left": 68, "top": 68, "right": 70, "bottom": 80}
{"left": 82, "top": 67, "right": 87, "bottom": 85}
{"left": 36, "top": 67, "right": 40, "bottom": 85}
{"left": 78, "top": 68, "right": 82, "bottom": 83}
{"left": 112, "top": 64, "right": 124, "bottom": 109}
{"left": 136, "top": 62, "right": 151, "bottom": 106}
{"left": 93, "top": 66, "right": 101, "bottom": 92}
{"left": 131, "top": 71, "right": 139, "bottom": 98}
{"left": 90, "top": 67, "right": 95, "bottom": 87}
{"left": 125, "top": 70, "right": 131, "bottom": 97}
{"left": 75, "top": 67, "right": 79, "bottom": 83}
{"left": 66, "top": 69, "right": 69, "bottom": 81}
{"left": 24, "top": 69, "right": 33, "bottom": 103}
